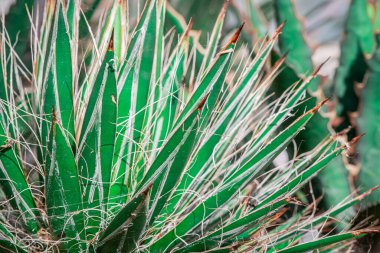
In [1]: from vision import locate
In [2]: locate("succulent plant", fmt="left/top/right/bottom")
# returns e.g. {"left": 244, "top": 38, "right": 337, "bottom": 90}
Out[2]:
{"left": 0, "top": 0, "right": 378, "bottom": 252}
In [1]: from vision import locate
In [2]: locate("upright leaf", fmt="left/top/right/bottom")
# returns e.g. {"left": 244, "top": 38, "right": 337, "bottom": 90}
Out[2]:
{"left": 78, "top": 45, "right": 117, "bottom": 238}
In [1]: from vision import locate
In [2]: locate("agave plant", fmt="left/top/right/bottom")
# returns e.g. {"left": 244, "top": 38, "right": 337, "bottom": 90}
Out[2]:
{"left": 0, "top": 0, "right": 377, "bottom": 252}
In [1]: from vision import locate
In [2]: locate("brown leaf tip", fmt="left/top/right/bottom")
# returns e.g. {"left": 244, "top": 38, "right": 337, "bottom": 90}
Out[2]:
{"left": 286, "top": 197, "right": 306, "bottom": 206}
{"left": 108, "top": 30, "right": 114, "bottom": 51}
{"left": 271, "top": 21, "right": 286, "bottom": 39}
{"left": 224, "top": 23, "right": 245, "bottom": 48}
{"left": 197, "top": 94, "right": 209, "bottom": 111}
{"left": 310, "top": 97, "right": 330, "bottom": 114}
{"left": 220, "top": 0, "right": 230, "bottom": 17}
{"left": 351, "top": 227, "right": 380, "bottom": 236}
{"left": 221, "top": 23, "right": 244, "bottom": 52}
{"left": 312, "top": 57, "right": 330, "bottom": 76}
{"left": 348, "top": 133, "right": 365, "bottom": 146}
{"left": 184, "top": 18, "right": 193, "bottom": 37}
{"left": 358, "top": 185, "right": 380, "bottom": 200}
{"left": 231, "top": 23, "right": 244, "bottom": 44}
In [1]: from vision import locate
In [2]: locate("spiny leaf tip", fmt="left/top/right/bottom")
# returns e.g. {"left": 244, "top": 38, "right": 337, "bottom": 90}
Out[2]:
{"left": 312, "top": 57, "right": 330, "bottom": 76}
{"left": 348, "top": 133, "right": 365, "bottom": 146}
{"left": 309, "top": 97, "right": 330, "bottom": 114}
{"left": 271, "top": 21, "right": 286, "bottom": 39}
{"left": 108, "top": 30, "right": 114, "bottom": 51}
{"left": 184, "top": 18, "right": 193, "bottom": 37}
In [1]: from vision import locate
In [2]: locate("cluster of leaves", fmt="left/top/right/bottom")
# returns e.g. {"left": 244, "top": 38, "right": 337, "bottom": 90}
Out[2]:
{"left": 0, "top": 0, "right": 379, "bottom": 252}
{"left": 266, "top": 0, "right": 380, "bottom": 209}
{"left": 191, "top": 0, "right": 380, "bottom": 213}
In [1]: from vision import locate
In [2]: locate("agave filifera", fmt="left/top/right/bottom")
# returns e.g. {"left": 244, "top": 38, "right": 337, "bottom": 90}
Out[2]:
{"left": 0, "top": 0, "right": 376, "bottom": 252}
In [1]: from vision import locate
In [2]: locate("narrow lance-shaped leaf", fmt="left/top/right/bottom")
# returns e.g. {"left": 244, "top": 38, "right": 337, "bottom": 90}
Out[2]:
{"left": 0, "top": 122, "right": 38, "bottom": 233}
{"left": 197, "top": 24, "right": 243, "bottom": 132}
{"left": 165, "top": 2, "right": 205, "bottom": 70}
{"left": 197, "top": 0, "right": 229, "bottom": 80}
{"left": 139, "top": 0, "right": 167, "bottom": 165}
{"left": 113, "top": 0, "right": 127, "bottom": 65}
{"left": 135, "top": 102, "right": 203, "bottom": 197}
{"left": 274, "top": 186, "right": 380, "bottom": 245}
{"left": 113, "top": 0, "right": 158, "bottom": 200}
{"left": 78, "top": 44, "right": 117, "bottom": 239}
{"left": 149, "top": 27, "right": 189, "bottom": 156}
{"left": 274, "top": 1, "right": 353, "bottom": 215}
{"left": 257, "top": 146, "right": 343, "bottom": 208}
{"left": 174, "top": 24, "right": 242, "bottom": 128}
{"left": 41, "top": 1, "right": 75, "bottom": 152}
{"left": 45, "top": 109, "right": 85, "bottom": 251}
{"left": 148, "top": 105, "right": 199, "bottom": 225}
{"left": 97, "top": 189, "right": 149, "bottom": 253}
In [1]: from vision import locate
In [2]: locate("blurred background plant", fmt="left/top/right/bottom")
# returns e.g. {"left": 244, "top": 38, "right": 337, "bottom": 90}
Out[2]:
{"left": 0, "top": 0, "right": 380, "bottom": 252}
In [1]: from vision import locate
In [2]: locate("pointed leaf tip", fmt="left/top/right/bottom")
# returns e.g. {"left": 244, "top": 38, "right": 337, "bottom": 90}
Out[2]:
{"left": 232, "top": 23, "right": 245, "bottom": 43}
{"left": 351, "top": 227, "right": 380, "bottom": 236}
{"left": 184, "top": 18, "right": 193, "bottom": 37}
{"left": 348, "top": 133, "right": 365, "bottom": 146}
{"left": 222, "top": 23, "right": 244, "bottom": 50}
{"left": 108, "top": 30, "right": 114, "bottom": 51}
{"left": 358, "top": 185, "right": 380, "bottom": 200}
{"left": 273, "top": 54, "right": 287, "bottom": 68}
{"left": 272, "top": 21, "right": 286, "bottom": 39}
{"left": 312, "top": 57, "right": 330, "bottom": 76}
{"left": 220, "top": 0, "right": 230, "bottom": 16}
{"left": 197, "top": 94, "right": 210, "bottom": 111}
{"left": 309, "top": 97, "right": 330, "bottom": 114}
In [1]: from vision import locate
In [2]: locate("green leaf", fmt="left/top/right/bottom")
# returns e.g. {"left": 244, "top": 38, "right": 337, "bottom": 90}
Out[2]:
{"left": 41, "top": 0, "right": 75, "bottom": 151}
{"left": 97, "top": 189, "right": 149, "bottom": 253}
{"left": 78, "top": 47, "right": 117, "bottom": 238}
{"left": 273, "top": 0, "right": 352, "bottom": 215}
{"left": 197, "top": 1, "right": 228, "bottom": 77}
{"left": 113, "top": 0, "right": 159, "bottom": 201}
{"left": 147, "top": 106, "right": 199, "bottom": 225}
{"left": 0, "top": 121, "right": 38, "bottom": 233}
{"left": 45, "top": 113, "right": 85, "bottom": 251}
{"left": 113, "top": 0, "right": 127, "bottom": 64}
{"left": 274, "top": 230, "right": 367, "bottom": 253}
{"left": 149, "top": 31, "right": 188, "bottom": 155}
{"left": 174, "top": 26, "right": 241, "bottom": 128}
{"left": 0, "top": 239, "right": 27, "bottom": 253}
